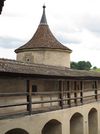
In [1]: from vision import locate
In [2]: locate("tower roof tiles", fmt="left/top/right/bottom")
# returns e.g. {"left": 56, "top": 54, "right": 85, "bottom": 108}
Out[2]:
{"left": 15, "top": 6, "right": 72, "bottom": 53}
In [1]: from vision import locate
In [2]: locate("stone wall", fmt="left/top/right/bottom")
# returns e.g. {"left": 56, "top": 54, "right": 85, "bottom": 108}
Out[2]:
{"left": 0, "top": 102, "right": 100, "bottom": 134}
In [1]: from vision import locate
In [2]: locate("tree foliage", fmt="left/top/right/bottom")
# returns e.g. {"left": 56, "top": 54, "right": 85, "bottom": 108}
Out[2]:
{"left": 70, "top": 61, "right": 92, "bottom": 70}
{"left": 92, "top": 66, "right": 97, "bottom": 70}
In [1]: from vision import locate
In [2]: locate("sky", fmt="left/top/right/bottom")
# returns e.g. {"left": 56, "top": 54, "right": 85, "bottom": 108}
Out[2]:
{"left": 0, "top": 0, "right": 100, "bottom": 67}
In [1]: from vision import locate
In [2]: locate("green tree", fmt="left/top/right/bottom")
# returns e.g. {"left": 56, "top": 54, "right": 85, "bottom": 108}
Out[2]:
{"left": 70, "top": 61, "right": 78, "bottom": 69}
{"left": 92, "top": 66, "right": 97, "bottom": 70}
{"left": 70, "top": 61, "right": 92, "bottom": 70}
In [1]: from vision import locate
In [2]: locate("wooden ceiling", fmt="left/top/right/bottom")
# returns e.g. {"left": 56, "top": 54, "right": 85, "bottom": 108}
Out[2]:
{"left": 0, "top": 0, "right": 5, "bottom": 14}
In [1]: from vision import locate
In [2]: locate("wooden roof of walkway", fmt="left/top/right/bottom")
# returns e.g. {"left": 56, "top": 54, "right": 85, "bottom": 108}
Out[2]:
{"left": 0, "top": 58, "right": 100, "bottom": 79}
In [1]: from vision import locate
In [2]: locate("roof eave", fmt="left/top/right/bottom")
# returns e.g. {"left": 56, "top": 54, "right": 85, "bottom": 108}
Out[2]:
{"left": 15, "top": 47, "right": 72, "bottom": 54}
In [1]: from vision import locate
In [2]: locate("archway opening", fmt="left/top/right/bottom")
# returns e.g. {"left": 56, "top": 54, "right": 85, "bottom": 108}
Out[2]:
{"left": 5, "top": 128, "right": 29, "bottom": 134}
{"left": 70, "top": 112, "right": 83, "bottom": 134}
{"left": 42, "top": 119, "right": 62, "bottom": 134}
{"left": 88, "top": 108, "right": 98, "bottom": 134}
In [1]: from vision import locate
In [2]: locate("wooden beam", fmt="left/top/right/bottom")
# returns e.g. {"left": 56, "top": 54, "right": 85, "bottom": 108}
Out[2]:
{"left": 74, "top": 81, "right": 78, "bottom": 105}
{"left": 94, "top": 80, "right": 98, "bottom": 100}
{"left": 80, "top": 81, "right": 83, "bottom": 104}
{"left": 26, "top": 80, "right": 32, "bottom": 115}
{"left": 0, "top": 92, "right": 28, "bottom": 97}
{"left": 59, "top": 80, "right": 64, "bottom": 108}
{"left": 67, "top": 81, "right": 71, "bottom": 106}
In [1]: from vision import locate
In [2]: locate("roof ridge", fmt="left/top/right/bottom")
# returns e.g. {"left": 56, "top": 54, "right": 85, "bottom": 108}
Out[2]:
{"left": 0, "top": 58, "right": 69, "bottom": 71}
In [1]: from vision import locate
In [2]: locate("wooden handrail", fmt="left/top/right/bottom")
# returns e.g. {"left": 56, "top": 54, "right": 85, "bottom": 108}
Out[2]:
{"left": 32, "top": 91, "right": 60, "bottom": 95}
{"left": 32, "top": 99, "right": 61, "bottom": 104}
{"left": 0, "top": 88, "right": 99, "bottom": 118}
{"left": 0, "top": 94, "right": 98, "bottom": 109}
{"left": 0, "top": 102, "right": 29, "bottom": 108}
{"left": 0, "top": 92, "right": 28, "bottom": 97}
{"left": 0, "top": 88, "right": 99, "bottom": 97}
{"left": 0, "top": 93, "right": 99, "bottom": 108}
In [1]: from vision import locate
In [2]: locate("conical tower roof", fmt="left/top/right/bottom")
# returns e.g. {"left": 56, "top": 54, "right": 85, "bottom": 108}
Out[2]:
{"left": 15, "top": 5, "right": 72, "bottom": 53}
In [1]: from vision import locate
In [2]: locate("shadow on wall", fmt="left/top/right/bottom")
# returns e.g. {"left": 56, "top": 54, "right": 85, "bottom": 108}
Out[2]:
{"left": 70, "top": 112, "right": 83, "bottom": 134}
{"left": 5, "top": 128, "right": 29, "bottom": 134}
{"left": 88, "top": 108, "right": 98, "bottom": 134}
{"left": 42, "top": 119, "right": 62, "bottom": 134}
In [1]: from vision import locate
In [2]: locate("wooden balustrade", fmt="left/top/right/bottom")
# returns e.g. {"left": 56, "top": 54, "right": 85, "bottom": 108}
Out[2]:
{"left": 0, "top": 87, "right": 100, "bottom": 119}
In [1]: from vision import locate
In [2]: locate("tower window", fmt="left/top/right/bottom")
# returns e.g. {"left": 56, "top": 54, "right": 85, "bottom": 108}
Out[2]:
{"left": 26, "top": 58, "right": 30, "bottom": 62}
{"left": 24, "top": 54, "right": 33, "bottom": 63}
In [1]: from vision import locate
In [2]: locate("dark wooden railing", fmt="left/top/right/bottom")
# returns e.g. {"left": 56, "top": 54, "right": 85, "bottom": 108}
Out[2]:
{"left": 0, "top": 87, "right": 100, "bottom": 119}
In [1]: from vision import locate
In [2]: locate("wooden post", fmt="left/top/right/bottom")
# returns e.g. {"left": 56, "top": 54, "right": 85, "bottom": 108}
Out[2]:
{"left": 80, "top": 81, "right": 83, "bottom": 104}
{"left": 94, "top": 81, "right": 98, "bottom": 100}
{"left": 27, "top": 80, "right": 32, "bottom": 115}
{"left": 59, "top": 80, "right": 63, "bottom": 109}
{"left": 67, "top": 81, "right": 71, "bottom": 107}
{"left": 74, "top": 81, "right": 77, "bottom": 105}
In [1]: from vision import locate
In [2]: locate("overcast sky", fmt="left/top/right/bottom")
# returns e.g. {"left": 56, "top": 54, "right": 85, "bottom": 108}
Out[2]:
{"left": 0, "top": 0, "right": 100, "bottom": 67}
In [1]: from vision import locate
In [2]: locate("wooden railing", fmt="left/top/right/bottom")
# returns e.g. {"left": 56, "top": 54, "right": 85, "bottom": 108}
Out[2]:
{"left": 0, "top": 88, "right": 100, "bottom": 119}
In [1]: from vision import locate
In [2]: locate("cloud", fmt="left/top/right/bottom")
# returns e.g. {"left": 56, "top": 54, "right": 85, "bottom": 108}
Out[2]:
{"left": 65, "top": 28, "right": 100, "bottom": 67}
{"left": 67, "top": 42, "right": 100, "bottom": 68}
{"left": 0, "top": 48, "right": 16, "bottom": 59}
{"left": 74, "top": 14, "right": 100, "bottom": 35}
{"left": 0, "top": 36, "right": 25, "bottom": 49}
{"left": 56, "top": 32, "right": 81, "bottom": 44}
{"left": 51, "top": 23, "right": 82, "bottom": 45}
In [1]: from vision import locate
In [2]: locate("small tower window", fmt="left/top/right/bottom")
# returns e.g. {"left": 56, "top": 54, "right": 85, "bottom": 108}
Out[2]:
{"left": 32, "top": 85, "right": 37, "bottom": 92}
{"left": 26, "top": 58, "right": 30, "bottom": 62}
{"left": 24, "top": 54, "right": 34, "bottom": 63}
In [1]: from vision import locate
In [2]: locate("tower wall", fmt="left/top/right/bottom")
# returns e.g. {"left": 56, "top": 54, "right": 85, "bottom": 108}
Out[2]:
{"left": 16, "top": 49, "right": 71, "bottom": 67}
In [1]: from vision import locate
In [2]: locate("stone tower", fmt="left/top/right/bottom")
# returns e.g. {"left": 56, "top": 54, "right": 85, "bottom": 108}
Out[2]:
{"left": 15, "top": 5, "right": 72, "bottom": 67}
